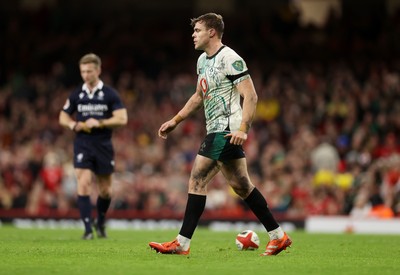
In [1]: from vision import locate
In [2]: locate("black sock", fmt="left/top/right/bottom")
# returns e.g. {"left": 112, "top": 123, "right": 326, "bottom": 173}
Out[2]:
{"left": 179, "top": 194, "right": 206, "bottom": 239}
{"left": 77, "top": 195, "right": 92, "bottom": 233}
{"left": 244, "top": 188, "right": 279, "bottom": 232}
{"left": 97, "top": 196, "right": 111, "bottom": 227}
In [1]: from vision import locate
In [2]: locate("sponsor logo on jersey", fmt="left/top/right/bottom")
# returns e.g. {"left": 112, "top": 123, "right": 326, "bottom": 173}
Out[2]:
{"left": 77, "top": 104, "right": 108, "bottom": 112}
{"left": 77, "top": 103, "right": 109, "bottom": 116}
{"left": 200, "top": 78, "right": 208, "bottom": 93}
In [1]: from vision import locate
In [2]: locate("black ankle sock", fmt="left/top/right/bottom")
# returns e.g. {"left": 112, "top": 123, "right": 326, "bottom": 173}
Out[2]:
{"left": 179, "top": 194, "right": 206, "bottom": 239}
{"left": 96, "top": 196, "right": 111, "bottom": 227}
{"left": 77, "top": 195, "right": 92, "bottom": 233}
{"left": 244, "top": 188, "right": 279, "bottom": 231}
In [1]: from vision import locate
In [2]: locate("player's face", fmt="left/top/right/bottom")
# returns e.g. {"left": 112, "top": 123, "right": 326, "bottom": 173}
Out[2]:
{"left": 80, "top": 63, "right": 100, "bottom": 86}
{"left": 192, "top": 22, "right": 211, "bottom": 51}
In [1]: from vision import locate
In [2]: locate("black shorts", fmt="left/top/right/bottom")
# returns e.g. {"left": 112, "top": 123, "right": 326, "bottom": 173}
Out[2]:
{"left": 73, "top": 138, "right": 114, "bottom": 175}
{"left": 198, "top": 132, "right": 245, "bottom": 161}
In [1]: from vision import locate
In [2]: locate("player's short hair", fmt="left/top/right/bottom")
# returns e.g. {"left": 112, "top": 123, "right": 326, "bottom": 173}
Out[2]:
{"left": 79, "top": 53, "right": 101, "bottom": 67}
{"left": 191, "top": 13, "right": 224, "bottom": 39}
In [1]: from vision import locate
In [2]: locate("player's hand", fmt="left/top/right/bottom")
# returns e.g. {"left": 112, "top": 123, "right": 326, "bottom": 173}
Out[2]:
{"left": 224, "top": 131, "right": 247, "bottom": 145}
{"left": 75, "top": 121, "right": 91, "bottom": 133}
{"left": 158, "top": 120, "right": 178, "bottom": 139}
{"left": 85, "top": 118, "right": 101, "bottom": 129}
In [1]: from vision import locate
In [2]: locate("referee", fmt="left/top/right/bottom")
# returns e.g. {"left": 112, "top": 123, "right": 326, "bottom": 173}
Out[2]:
{"left": 59, "top": 53, "right": 128, "bottom": 239}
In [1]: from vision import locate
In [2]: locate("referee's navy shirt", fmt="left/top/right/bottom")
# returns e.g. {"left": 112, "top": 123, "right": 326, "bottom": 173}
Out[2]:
{"left": 62, "top": 81, "right": 125, "bottom": 140}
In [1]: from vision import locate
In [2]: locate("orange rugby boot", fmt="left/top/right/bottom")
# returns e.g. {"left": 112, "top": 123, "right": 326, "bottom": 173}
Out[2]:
{"left": 261, "top": 232, "right": 292, "bottom": 256}
{"left": 149, "top": 239, "right": 190, "bottom": 255}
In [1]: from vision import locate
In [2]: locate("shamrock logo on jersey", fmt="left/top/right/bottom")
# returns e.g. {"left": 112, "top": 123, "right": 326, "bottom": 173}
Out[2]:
{"left": 232, "top": 60, "right": 244, "bottom": 71}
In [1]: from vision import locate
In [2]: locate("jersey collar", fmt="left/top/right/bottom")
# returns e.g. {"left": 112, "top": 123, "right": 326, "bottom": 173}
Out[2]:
{"left": 206, "top": 45, "right": 225, "bottom": 59}
{"left": 82, "top": 80, "right": 104, "bottom": 95}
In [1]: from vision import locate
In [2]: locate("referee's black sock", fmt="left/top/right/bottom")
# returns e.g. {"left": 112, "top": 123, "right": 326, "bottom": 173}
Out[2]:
{"left": 179, "top": 193, "right": 206, "bottom": 239}
{"left": 96, "top": 196, "right": 111, "bottom": 227}
{"left": 244, "top": 188, "right": 279, "bottom": 232}
{"left": 77, "top": 195, "right": 92, "bottom": 233}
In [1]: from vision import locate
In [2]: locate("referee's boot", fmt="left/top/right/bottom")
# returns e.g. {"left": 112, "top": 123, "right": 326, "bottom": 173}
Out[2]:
{"left": 94, "top": 221, "right": 107, "bottom": 238}
{"left": 82, "top": 231, "right": 94, "bottom": 240}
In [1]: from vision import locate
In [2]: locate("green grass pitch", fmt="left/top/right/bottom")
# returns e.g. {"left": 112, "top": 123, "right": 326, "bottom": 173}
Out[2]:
{"left": 1, "top": 226, "right": 399, "bottom": 275}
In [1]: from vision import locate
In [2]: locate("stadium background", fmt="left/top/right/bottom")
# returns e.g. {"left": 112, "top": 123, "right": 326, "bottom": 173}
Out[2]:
{"left": 1, "top": 0, "right": 400, "bottom": 228}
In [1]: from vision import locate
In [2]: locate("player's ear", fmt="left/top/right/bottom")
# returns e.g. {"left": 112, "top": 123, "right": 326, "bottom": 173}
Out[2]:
{"left": 209, "top": 28, "right": 216, "bottom": 38}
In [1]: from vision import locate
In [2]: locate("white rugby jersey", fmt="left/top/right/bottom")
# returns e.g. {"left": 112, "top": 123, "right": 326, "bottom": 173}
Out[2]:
{"left": 196, "top": 46, "right": 250, "bottom": 134}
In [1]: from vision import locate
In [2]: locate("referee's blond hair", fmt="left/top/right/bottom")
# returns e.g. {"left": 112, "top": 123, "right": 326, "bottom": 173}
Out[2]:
{"left": 79, "top": 53, "right": 101, "bottom": 67}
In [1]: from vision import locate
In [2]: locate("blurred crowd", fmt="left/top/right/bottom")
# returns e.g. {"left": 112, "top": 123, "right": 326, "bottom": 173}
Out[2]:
{"left": 1, "top": 3, "right": 400, "bottom": 219}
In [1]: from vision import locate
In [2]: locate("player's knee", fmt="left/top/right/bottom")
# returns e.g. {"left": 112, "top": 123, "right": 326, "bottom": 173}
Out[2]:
{"left": 231, "top": 177, "right": 253, "bottom": 198}
{"left": 98, "top": 186, "right": 112, "bottom": 198}
{"left": 77, "top": 181, "right": 91, "bottom": 193}
{"left": 232, "top": 187, "right": 251, "bottom": 198}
